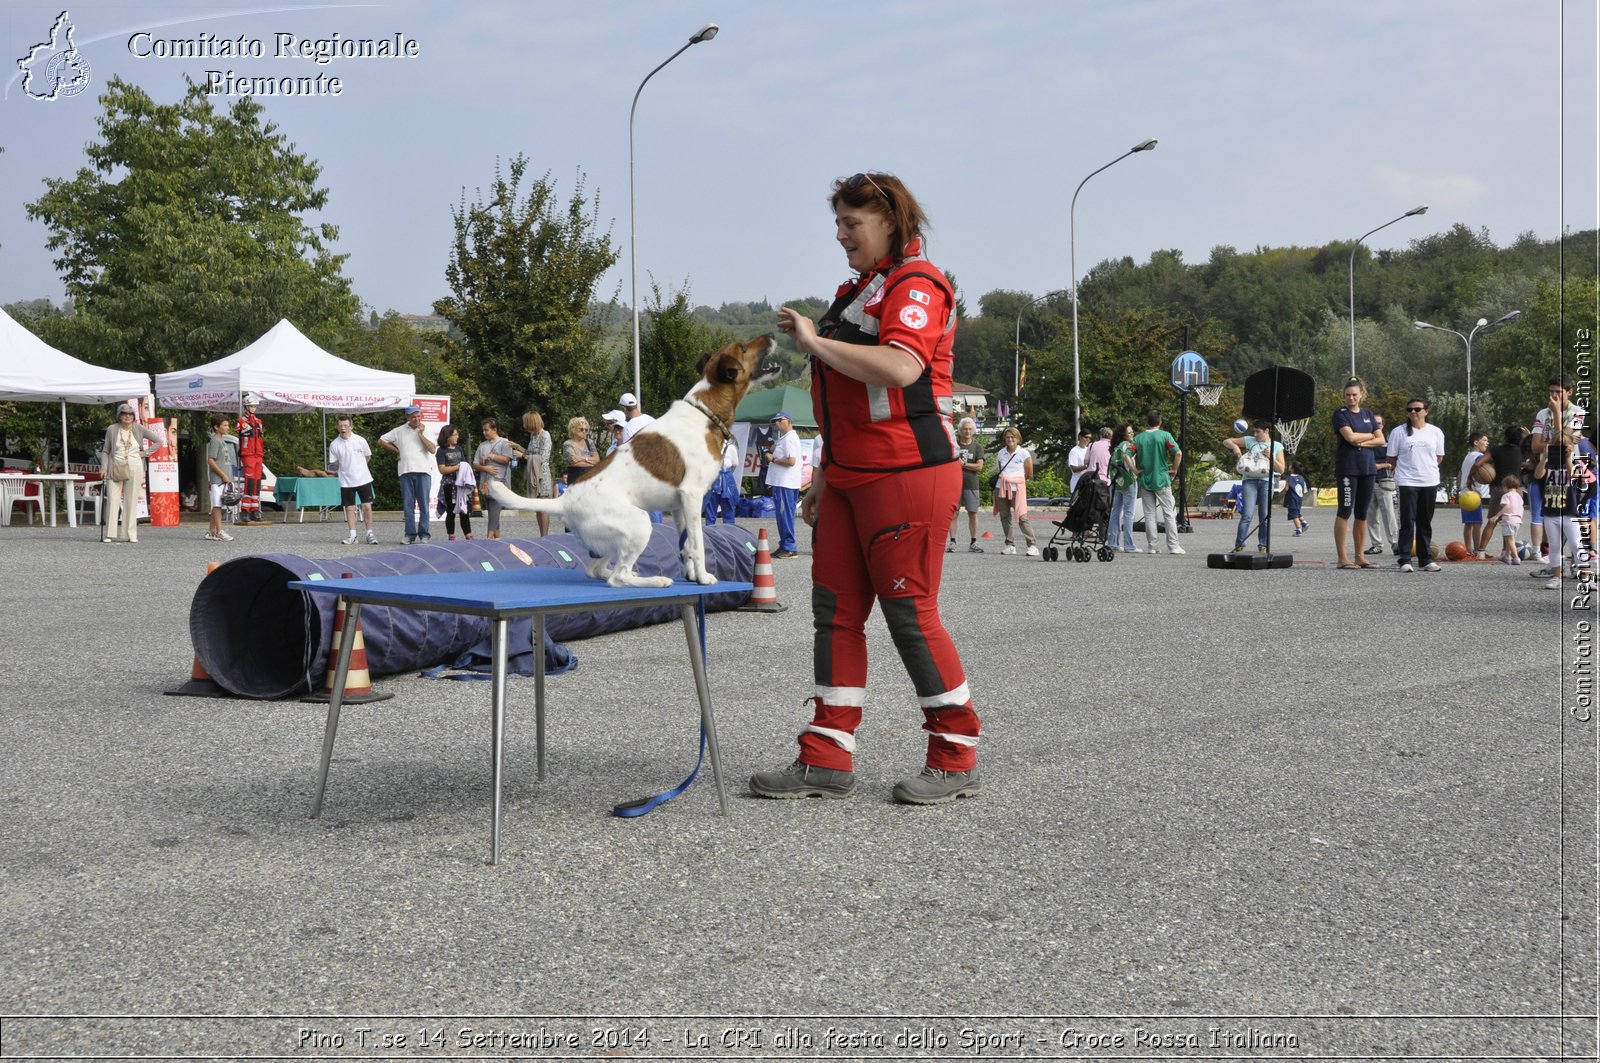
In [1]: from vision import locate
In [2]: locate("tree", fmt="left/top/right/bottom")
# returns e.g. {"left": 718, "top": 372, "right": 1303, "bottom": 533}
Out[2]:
{"left": 434, "top": 156, "right": 620, "bottom": 430}
{"left": 638, "top": 279, "right": 735, "bottom": 411}
{"left": 25, "top": 76, "right": 357, "bottom": 374}
{"left": 1015, "top": 305, "right": 1233, "bottom": 471}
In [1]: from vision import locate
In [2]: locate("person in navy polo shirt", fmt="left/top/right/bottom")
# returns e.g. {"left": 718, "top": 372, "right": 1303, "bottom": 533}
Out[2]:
{"left": 1331, "top": 378, "right": 1386, "bottom": 569}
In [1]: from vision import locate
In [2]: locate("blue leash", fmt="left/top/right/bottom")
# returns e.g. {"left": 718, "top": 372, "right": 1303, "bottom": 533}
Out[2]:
{"left": 613, "top": 596, "right": 709, "bottom": 818}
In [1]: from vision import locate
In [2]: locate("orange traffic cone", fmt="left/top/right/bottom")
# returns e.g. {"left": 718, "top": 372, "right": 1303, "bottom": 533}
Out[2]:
{"left": 303, "top": 573, "right": 393, "bottom": 703}
{"left": 166, "top": 562, "right": 233, "bottom": 697}
{"left": 738, "top": 527, "right": 787, "bottom": 613}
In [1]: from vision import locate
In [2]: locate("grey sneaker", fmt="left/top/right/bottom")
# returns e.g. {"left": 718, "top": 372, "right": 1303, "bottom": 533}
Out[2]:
{"left": 749, "top": 760, "right": 855, "bottom": 799}
{"left": 892, "top": 765, "right": 981, "bottom": 805}
{"left": 365, "top": 529, "right": 378, "bottom": 545}
{"left": 1531, "top": 567, "right": 1555, "bottom": 578}
{"left": 968, "top": 542, "right": 984, "bottom": 553}
{"left": 1168, "top": 545, "right": 1186, "bottom": 555}
{"left": 947, "top": 539, "right": 955, "bottom": 553}
{"left": 341, "top": 531, "right": 358, "bottom": 545}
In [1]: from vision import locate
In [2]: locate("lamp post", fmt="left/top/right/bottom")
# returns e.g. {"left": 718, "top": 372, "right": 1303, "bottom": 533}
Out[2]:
{"left": 1412, "top": 310, "right": 1521, "bottom": 431}
{"left": 1013, "top": 288, "right": 1070, "bottom": 398}
{"left": 1348, "top": 205, "right": 1428, "bottom": 377}
{"left": 1071, "top": 138, "right": 1156, "bottom": 440}
{"left": 629, "top": 23, "right": 718, "bottom": 405}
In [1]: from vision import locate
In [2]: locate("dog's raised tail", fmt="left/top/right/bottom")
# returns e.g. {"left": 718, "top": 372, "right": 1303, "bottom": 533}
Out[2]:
{"left": 486, "top": 480, "right": 565, "bottom": 514}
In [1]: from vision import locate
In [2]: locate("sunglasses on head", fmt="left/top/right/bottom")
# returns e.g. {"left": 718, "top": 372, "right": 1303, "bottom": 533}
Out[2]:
{"left": 845, "top": 172, "right": 888, "bottom": 201}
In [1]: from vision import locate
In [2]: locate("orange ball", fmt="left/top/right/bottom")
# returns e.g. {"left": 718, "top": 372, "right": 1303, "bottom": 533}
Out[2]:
{"left": 1444, "top": 541, "right": 1469, "bottom": 562}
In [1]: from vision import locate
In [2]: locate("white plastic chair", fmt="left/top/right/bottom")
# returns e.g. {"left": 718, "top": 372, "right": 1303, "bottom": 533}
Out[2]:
{"left": 75, "top": 480, "right": 103, "bottom": 526}
{"left": 0, "top": 477, "right": 42, "bottom": 526}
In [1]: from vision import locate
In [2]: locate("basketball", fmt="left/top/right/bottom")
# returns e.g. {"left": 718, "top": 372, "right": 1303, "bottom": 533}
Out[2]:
{"left": 1517, "top": 541, "right": 1535, "bottom": 560}
{"left": 1458, "top": 489, "right": 1482, "bottom": 511}
{"left": 1473, "top": 460, "right": 1496, "bottom": 485}
{"left": 1444, "top": 541, "right": 1469, "bottom": 562}
{"left": 1431, "top": 542, "right": 1444, "bottom": 561}
{"left": 1234, "top": 418, "right": 1250, "bottom": 434}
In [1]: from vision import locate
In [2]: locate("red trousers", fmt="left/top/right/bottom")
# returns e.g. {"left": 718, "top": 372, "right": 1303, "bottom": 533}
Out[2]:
{"left": 800, "top": 461, "right": 980, "bottom": 772}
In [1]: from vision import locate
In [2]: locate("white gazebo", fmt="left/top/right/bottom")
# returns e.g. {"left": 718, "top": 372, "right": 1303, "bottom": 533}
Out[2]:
{"left": 154, "top": 319, "right": 415, "bottom": 414}
{"left": 0, "top": 307, "right": 151, "bottom": 465}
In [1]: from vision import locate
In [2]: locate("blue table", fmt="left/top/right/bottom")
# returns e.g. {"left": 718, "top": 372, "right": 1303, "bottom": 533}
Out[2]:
{"left": 290, "top": 567, "right": 753, "bottom": 864}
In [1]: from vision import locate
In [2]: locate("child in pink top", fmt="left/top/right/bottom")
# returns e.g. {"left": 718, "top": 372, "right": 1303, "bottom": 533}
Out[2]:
{"left": 1490, "top": 475, "right": 1525, "bottom": 564}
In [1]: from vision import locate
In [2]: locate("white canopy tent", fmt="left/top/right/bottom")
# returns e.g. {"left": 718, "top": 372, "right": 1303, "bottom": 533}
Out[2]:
{"left": 153, "top": 318, "right": 415, "bottom": 414}
{"left": 0, "top": 306, "right": 151, "bottom": 466}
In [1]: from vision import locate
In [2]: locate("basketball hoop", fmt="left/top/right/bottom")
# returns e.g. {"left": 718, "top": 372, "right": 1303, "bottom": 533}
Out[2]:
{"left": 1276, "top": 417, "right": 1311, "bottom": 454}
{"left": 1194, "top": 385, "right": 1223, "bottom": 406}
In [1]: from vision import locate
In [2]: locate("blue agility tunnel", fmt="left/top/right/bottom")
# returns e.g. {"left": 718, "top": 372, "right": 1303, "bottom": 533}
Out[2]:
{"left": 188, "top": 524, "right": 758, "bottom": 699}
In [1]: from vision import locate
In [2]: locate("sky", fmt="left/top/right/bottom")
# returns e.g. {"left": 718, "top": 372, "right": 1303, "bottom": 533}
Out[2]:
{"left": 0, "top": 0, "right": 1595, "bottom": 321}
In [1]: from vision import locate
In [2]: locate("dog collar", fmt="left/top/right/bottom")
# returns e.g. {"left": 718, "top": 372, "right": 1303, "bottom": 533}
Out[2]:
{"left": 687, "top": 397, "right": 733, "bottom": 443}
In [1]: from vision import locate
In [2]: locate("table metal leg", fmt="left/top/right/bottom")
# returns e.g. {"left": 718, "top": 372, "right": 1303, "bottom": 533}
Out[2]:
{"left": 309, "top": 601, "right": 361, "bottom": 818}
{"left": 680, "top": 604, "right": 729, "bottom": 816}
{"left": 489, "top": 616, "right": 508, "bottom": 866}
{"left": 534, "top": 613, "right": 547, "bottom": 781}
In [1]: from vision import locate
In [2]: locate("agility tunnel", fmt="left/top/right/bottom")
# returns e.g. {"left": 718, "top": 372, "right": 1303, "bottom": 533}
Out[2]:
{"left": 188, "top": 524, "right": 758, "bottom": 700}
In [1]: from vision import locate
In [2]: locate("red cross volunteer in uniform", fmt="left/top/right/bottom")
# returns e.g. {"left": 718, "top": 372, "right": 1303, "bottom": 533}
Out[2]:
{"left": 752, "top": 171, "right": 981, "bottom": 805}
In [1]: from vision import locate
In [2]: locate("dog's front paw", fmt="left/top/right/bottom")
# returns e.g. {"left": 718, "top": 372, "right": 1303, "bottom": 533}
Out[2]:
{"left": 694, "top": 572, "right": 718, "bottom": 586}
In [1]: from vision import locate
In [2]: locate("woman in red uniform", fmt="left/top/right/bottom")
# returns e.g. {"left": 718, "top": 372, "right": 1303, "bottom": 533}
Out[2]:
{"left": 751, "top": 171, "right": 980, "bottom": 805}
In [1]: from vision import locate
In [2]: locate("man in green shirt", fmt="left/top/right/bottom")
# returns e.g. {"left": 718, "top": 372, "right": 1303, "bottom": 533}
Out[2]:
{"left": 1133, "top": 409, "right": 1185, "bottom": 554}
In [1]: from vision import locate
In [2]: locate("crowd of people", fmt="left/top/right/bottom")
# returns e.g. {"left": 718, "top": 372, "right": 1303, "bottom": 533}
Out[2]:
{"left": 1327, "top": 373, "right": 1593, "bottom": 589}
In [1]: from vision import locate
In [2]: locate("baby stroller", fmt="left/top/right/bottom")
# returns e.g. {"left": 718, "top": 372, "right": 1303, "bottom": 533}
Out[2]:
{"left": 1042, "top": 478, "right": 1114, "bottom": 562}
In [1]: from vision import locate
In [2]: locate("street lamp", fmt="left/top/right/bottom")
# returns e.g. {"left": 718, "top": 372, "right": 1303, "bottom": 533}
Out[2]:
{"left": 629, "top": 23, "right": 718, "bottom": 405}
{"left": 1013, "top": 288, "right": 1070, "bottom": 397}
{"left": 1412, "top": 309, "right": 1521, "bottom": 430}
{"left": 1348, "top": 205, "right": 1428, "bottom": 377}
{"left": 1071, "top": 138, "right": 1156, "bottom": 439}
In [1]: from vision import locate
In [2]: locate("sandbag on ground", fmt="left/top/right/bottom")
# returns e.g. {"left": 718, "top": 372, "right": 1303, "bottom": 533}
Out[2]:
{"left": 188, "top": 524, "right": 757, "bottom": 699}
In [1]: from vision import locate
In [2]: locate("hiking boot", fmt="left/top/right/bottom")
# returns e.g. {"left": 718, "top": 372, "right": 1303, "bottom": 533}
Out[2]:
{"left": 892, "top": 765, "right": 981, "bottom": 805}
{"left": 749, "top": 760, "right": 855, "bottom": 799}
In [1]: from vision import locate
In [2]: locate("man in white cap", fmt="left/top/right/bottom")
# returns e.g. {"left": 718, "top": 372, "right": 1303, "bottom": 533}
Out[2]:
{"left": 618, "top": 392, "right": 655, "bottom": 442}
{"left": 379, "top": 403, "right": 438, "bottom": 544}
{"left": 764, "top": 411, "right": 803, "bottom": 558}
{"left": 237, "top": 392, "right": 269, "bottom": 525}
{"left": 601, "top": 409, "right": 626, "bottom": 455}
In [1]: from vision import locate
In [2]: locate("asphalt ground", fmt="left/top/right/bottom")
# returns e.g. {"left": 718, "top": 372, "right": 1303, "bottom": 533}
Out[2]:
{"left": 1, "top": 504, "right": 1596, "bottom": 1062}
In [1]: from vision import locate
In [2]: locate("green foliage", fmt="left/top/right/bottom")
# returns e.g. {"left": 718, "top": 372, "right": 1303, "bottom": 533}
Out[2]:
{"left": 25, "top": 76, "right": 357, "bottom": 375}
{"left": 639, "top": 280, "right": 736, "bottom": 411}
{"left": 1030, "top": 464, "right": 1068, "bottom": 498}
{"left": 433, "top": 156, "right": 620, "bottom": 432}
